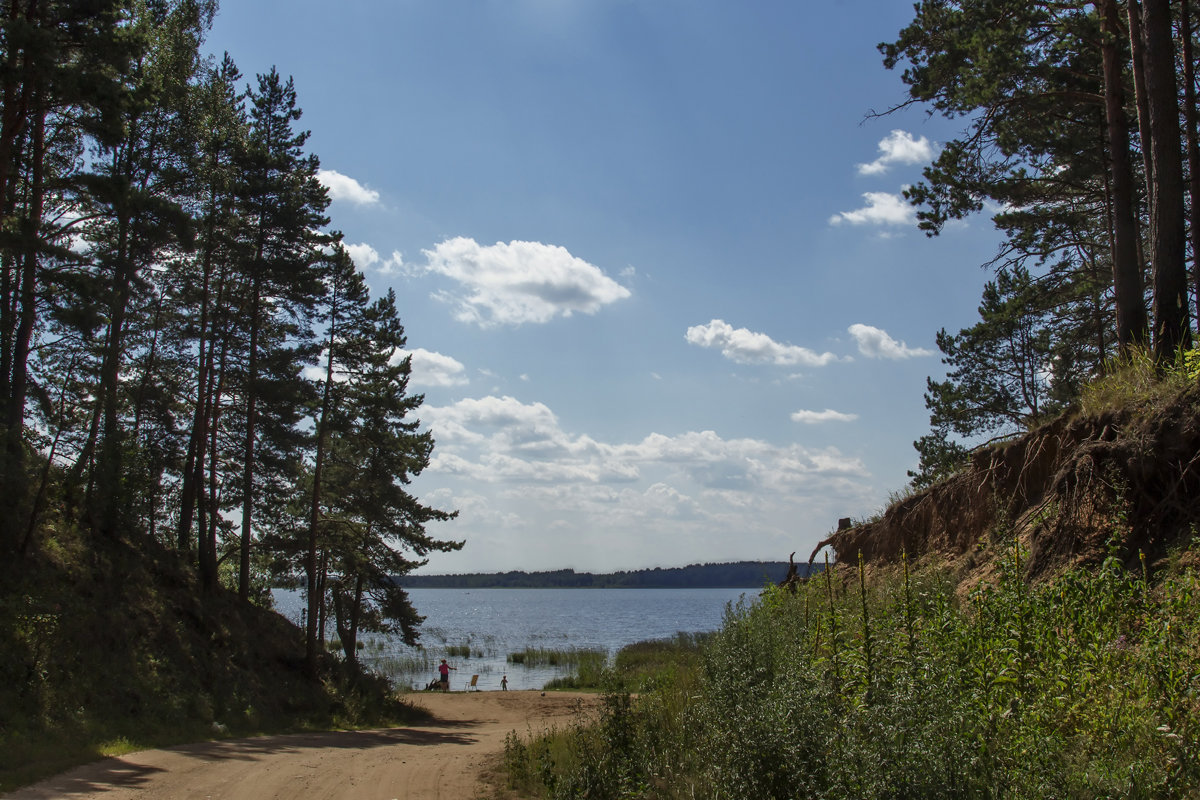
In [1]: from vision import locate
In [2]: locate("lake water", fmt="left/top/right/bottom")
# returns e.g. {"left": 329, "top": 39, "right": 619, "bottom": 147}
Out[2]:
{"left": 271, "top": 587, "right": 754, "bottom": 691}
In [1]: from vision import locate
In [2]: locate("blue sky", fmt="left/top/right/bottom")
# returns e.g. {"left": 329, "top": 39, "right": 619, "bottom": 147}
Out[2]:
{"left": 205, "top": 1, "right": 1003, "bottom": 574}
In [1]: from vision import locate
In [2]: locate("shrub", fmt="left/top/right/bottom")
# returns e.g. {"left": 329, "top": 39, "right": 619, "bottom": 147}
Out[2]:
{"left": 501, "top": 549, "right": 1200, "bottom": 798}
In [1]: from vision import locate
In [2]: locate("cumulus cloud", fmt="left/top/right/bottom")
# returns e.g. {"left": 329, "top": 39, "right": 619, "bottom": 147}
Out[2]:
{"left": 685, "top": 319, "right": 839, "bottom": 367}
{"left": 425, "top": 395, "right": 867, "bottom": 491}
{"left": 397, "top": 348, "right": 469, "bottom": 387}
{"left": 848, "top": 323, "right": 933, "bottom": 359}
{"left": 415, "top": 393, "right": 879, "bottom": 572}
{"left": 829, "top": 191, "right": 916, "bottom": 227}
{"left": 856, "top": 130, "right": 937, "bottom": 176}
{"left": 346, "top": 242, "right": 404, "bottom": 274}
{"left": 424, "top": 396, "right": 586, "bottom": 461}
{"left": 317, "top": 169, "right": 380, "bottom": 205}
{"left": 415, "top": 237, "right": 631, "bottom": 327}
{"left": 791, "top": 408, "right": 859, "bottom": 424}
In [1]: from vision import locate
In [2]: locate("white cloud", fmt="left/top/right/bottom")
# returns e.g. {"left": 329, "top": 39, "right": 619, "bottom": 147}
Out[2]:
{"left": 848, "top": 323, "right": 933, "bottom": 359}
{"left": 317, "top": 169, "right": 380, "bottom": 205}
{"left": 856, "top": 130, "right": 937, "bottom": 176}
{"left": 830, "top": 191, "right": 916, "bottom": 227}
{"left": 415, "top": 237, "right": 631, "bottom": 327}
{"left": 346, "top": 242, "right": 378, "bottom": 267}
{"left": 398, "top": 348, "right": 469, "bottom": 387}
{"left": 424, "top": 396, "right": 583, "bottom": 462}
{"left": 414, "top": 393, "right": 879, "bottom": 573}
{"left": 425, "top": 395, "right": 867, "bottom": 490}
{"left": 301, "top": 364, "right": 330, "bottom": 383}
{"left": 791, "top": 408, "right": 859, "bottom": 424}
{"left": 684, "top": 319, "right": 839, "bottom": 367}
{"left": 346, "top": 242, "right": 404, "bottom": 274}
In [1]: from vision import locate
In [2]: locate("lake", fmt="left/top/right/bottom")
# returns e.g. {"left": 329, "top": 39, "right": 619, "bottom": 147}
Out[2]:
{"left": 271, "top": 587, "right": 755, "bottom": 691}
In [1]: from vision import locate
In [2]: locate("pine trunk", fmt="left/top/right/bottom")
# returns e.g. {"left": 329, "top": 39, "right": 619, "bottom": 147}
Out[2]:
{"left": 1141, "top": 0, "right": 1192, "bottom": 360}
{"left": 1181, "top": 0, "right": 1200, "bottom": 331}
{"left": 239, "top": 286, "right": 261, "bottom": 601}
{"left": 1101, "top": 0, "right": 1149, "bottom": 354}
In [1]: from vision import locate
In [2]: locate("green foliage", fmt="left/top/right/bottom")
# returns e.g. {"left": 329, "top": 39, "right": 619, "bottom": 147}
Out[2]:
{"left": 0, "top": 0, "right": 455, "bottom": 791}
{"left": 908, "top": 429, "right": 969, "bottom": 490}
{"left": 883, "top": 0, "right": 1200, "bottom": 493}
{"left": 929, "top": 268, "right": 1060, "bottom": 435}
{"left": 503, "top": 548, "right": 1200, "bottom": 798}
{"left": 543, "top": 652, "right": 609, "bottom": 690}
{"left": 910, "top": 266, "right": 1073, "bottom": 489}
{"left": 1080, "top": 346, "right": 1200, "bottom": 418}
{"left": 1185, "top": 349, "right": 1200, "bottom": 382}
{"left": 445, "top": 643, "right": 475, "bottom": 658}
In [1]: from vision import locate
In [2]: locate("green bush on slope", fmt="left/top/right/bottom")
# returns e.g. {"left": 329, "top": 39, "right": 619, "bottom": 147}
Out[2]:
{"left": 504, "top": 548, "right": 1200, "bottom": 799}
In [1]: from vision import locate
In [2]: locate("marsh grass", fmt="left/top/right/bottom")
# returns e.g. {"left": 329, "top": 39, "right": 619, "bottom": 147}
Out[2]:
{"left": 368, "top": 652, "right": 436, "bottom": 678}
{"left": 503, "top": 544, "right": 1200, "bottom": 799}
{"left": 507, "top": 647, "right": 604, "bottom": 667}
{"left": 542, "top": 651, "right": 609, "bottom": 690}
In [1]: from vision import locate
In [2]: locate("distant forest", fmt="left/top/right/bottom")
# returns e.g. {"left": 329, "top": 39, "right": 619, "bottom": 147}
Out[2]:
{"left": 399, "top": 561, "right": 810, "bottom": 589}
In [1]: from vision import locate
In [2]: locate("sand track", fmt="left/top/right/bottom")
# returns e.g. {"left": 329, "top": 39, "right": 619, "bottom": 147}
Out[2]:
{"left": 6, "top": 691, "right": 595, "bottom": 800}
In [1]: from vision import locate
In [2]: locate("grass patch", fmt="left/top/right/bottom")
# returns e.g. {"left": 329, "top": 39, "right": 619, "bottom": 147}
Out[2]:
{"left": 1080, "top": 345, "right": 1199, "bottom": 418}
{"left": 507, "top": 647, "right": 603, "bottom": 667}
{"left": 542, "top": 650, "right": 608, "bottom": 690}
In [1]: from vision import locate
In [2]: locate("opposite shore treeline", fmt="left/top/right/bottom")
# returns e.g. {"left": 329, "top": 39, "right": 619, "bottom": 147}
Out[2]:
{"left": 398, "top": 560, "right": 805, "bottom": 589}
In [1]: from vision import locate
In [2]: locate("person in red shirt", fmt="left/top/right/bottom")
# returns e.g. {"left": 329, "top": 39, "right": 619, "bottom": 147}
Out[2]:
{"left": 438, "top": 659, "right": 456, "bottom": 691}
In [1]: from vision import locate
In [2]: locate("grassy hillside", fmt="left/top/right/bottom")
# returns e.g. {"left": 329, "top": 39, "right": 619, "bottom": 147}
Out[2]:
{"left": 820, "top": 361, "right": 1200, "bottom": 584}
{"left": 0, "top": 526, "right": 425, "bottom": 792}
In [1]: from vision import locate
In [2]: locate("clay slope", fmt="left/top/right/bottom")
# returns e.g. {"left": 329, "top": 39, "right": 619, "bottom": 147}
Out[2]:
{"left": 814, "top": 384, "right": 1200, "bottom": 580}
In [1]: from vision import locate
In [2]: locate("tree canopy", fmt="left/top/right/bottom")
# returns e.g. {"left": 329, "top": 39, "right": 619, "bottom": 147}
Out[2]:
{"left": 887, "top": 0, "right": 1200, "bottom": 486}
{"left": 0, "top": 0, "right": 459, "bottom": 671}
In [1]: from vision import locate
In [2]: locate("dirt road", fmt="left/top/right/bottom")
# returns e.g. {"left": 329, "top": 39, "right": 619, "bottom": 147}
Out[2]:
{"left": 5, "top": 691, "right": 595, "bottom": 800}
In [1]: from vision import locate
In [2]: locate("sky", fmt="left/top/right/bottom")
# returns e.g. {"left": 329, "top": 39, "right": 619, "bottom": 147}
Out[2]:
{"left": 204, "top": 0, "right": 1006, "bottom": 574}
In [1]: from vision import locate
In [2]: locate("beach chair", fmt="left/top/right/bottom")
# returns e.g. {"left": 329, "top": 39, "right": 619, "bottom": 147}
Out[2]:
{"left": 468, "top": 674, "right": 480, "bottom": 691}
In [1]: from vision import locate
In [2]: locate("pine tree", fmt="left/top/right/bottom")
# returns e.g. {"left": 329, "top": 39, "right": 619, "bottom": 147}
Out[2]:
{"left": 301, "top": 243, "right": 370, "bottom": 669}
{"left": 911, "top": 268, "right": 1060, "bottom": 486}
{"left": 231, "top": 67, "right": 328, "bottom": 599}
{"left": 1099, "top": 0, "right": 1149, "bottom": 354}
{"left": 73, "top": 0, "right": 207, "bottom": 541}
{"left": 0, "top": 0, "right": 135, "bottom": 552}
{"left": 1134, "top": 0, "right": 1192, "bottom": 360}
{"left": 173, "top": 53, "right": 247, "bottom": 584}
{"left": 319, "top": 289, "right": 459, "bottom": 666}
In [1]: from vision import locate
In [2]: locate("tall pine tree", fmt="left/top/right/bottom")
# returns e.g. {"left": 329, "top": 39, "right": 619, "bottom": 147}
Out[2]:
{"left": 231, "top": 67, "right": 328, "bottom": 598}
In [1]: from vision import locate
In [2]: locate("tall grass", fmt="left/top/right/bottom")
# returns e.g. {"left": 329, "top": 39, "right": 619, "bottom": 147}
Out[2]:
{"left": 542, "top": 651, "right": 609, "bottom": 690}
{"left": 507, "top": 647, "right": 605, "bottom": 667}
{"left": 1080, "top": 345, "right": 1200, "bottom": 417}
{"left": 503, "top": 546, "right": 1200, "bottom": 798}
